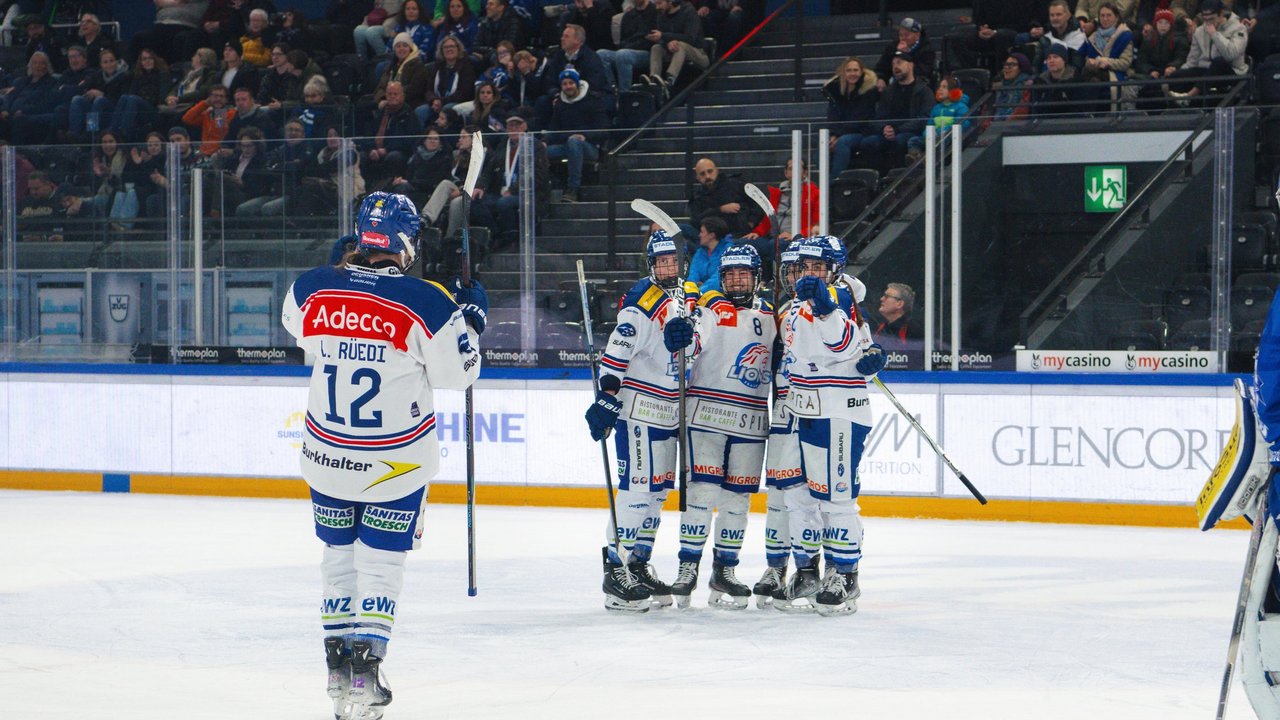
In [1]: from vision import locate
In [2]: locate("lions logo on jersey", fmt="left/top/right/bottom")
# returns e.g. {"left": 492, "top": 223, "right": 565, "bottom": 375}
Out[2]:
{"left": 726, "top": 342, "right": 769, "bottom": 389}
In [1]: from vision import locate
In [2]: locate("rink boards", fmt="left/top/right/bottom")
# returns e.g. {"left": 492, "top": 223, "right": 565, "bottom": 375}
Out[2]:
{"left": 0, "top": 366, "right": 1244, "bottom": 528}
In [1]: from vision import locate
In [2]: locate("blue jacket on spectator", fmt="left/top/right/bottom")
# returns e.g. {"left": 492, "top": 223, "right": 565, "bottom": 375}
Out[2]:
{"left": 548, "top": 81, "right": 611, "bottom": 146}
{"left": 436, "top": 17, "right": 479, "bottom": 51}
{"left": 540, "top": 45, "right": 608, "bottom": 98}
{"left": 687, "top": 237, "right": 735, "bottom": 293}
{"left": 6, "top": 73, "right": 58, "bottom": 117}
{"left": 928, "top": 90, "right": 970, "bottom": 130}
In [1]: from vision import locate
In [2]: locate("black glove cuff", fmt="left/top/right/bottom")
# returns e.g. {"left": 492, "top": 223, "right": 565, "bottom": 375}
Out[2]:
{"left": 599, "top": 374, "right": 621, "bottom": 393}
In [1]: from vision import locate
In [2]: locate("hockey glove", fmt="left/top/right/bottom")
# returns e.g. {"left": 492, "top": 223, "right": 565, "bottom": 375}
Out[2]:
{"left": 663, "top": 316, "right": 694, "bottom": 353}
{"left": 586, "top": 376, "right": 623, "bottom": 441}
{"left": 856, "top": 343, "right": 886, "bottom": 376}
{"left": 451, "top": 276, "right": 489, "bottom": 335}
{"left": 795, "top": 276, "right": 837, "bottom": 317}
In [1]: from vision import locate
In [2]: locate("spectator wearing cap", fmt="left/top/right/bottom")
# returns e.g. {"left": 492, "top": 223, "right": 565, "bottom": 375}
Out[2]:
{"left": 240, "top": 9, "right": 275, "bottom": 67}
{"left": 219, "top": 40, "right": 261, "bottom": 97}
{"left": 422, "top": 34, "right": 477, "bottom": 126}
{"left": 360, "top": 80, "right": 423, "bottom": 187}
{"left": 546, "top": 68, "right": 609, "bottom": 203}
{"left": 600, "top": 0, "right": 659, "bottom": 92}
{"left": 368, "top": 32, "right": 430, "bottom": 115}
{"left": 824, "top": 56, "right": 880, "bottom": 178}
{"left": 67, "top": 47, "right": 132, "bottom": 142}
{"left": 874, "top": 17, "right": 935, "bottom": 92}
{"left": 1032, "top": 43, "right": 1099, "bottom": 115}
{"left": 78, "top": 14, "right": 117, "bottom": 68}
{"left": 0, "top": 51, "right": 58, "bottom": 144}
{"left": 645, "top": 0, "right": 709, "bottom": 96}
{"left": 473, "top": 0, "right": 527, "bottom": 65}
{"left": 1079, "top": 2, "right": 1135, "bottom": 107}
{"left": 481, "top": 111, "right": 550, "bottom": 246}
{"left": 948, "top": 0, "right": 1037, "bottom": 75}
{"left": 20, "top": 15, "right": 64, "bottom": 72}
{"left": 182, "top": 84, "right": 238, "bottom": 156}
{"left": 1136, "top": 9, "right": 1189, "bottom": 82}
{"left": 862, "top": 51, "right": 934, "bottom": 169}
{"left": 1028, "top": 0, "right": 1087, "bottom": 71}
{"left": 1166, "top": 0, "right": 1248, "bottom": 101}
{"left": 130, "top": 0, "right": 211, "bottom": 65}
{"left": 987, "top": 52, "right": 1033, "bottom": 123}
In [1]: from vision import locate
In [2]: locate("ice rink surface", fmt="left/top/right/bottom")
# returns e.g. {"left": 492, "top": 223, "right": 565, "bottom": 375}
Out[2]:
{"left": 0, "top": 489, "right": 1262, "bottom": 719}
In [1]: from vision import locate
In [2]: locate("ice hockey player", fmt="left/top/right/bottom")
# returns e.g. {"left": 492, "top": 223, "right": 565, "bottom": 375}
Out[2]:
{"left": 668, "top": 243, "right": 775, "bottom": 609}
{"left": 584, "top": 229, "right": 700, "bottom": 612}
{"left": 282, "top": 191, "right": 488, "bottom": 719}
{"left": 755, "top": 237, "right": 805, "bottom": 607}
{"left": 775, "top": 235, "right": 885, "bottom": 615}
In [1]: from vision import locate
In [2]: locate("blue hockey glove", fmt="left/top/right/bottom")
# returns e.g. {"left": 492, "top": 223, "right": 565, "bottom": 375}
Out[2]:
{"left": 856, "top": 343, "right": 886, "bottom": 376}
{"left": 663, "top": 317, "right": 694, "bottom": 353}
{"left": 795, "top": 276, "right": 837, "bottom": 316}
{"left": 451, "top": 276, "right": 489, "bottom": 335}
{"left": 586, "top": 388, "right": 623, "bottom": 441}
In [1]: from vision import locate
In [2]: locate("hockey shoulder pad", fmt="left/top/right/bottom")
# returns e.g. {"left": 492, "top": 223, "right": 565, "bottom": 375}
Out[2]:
{"left": 1197, "top": 378, "right": 1271, "bottom": 531}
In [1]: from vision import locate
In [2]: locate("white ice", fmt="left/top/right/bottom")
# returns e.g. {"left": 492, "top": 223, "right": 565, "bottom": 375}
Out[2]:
{"left": 0, "top": 489, "right": 1260, "bottom": 719}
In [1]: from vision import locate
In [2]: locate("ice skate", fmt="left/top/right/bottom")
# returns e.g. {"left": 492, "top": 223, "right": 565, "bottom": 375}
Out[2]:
{"left": 347, "top": 641, "right": 391, "bottom": 720}
{"left": 753, "top": 565, "right": 787, "bottom": 609}
{"left": 773, "top": 564, "right": 820, "bottom": 612}
{"left": 708, "top": 561, "right": 751, "bottom": 610}
{"left": 602, "top": 547, "right": 652, "bottom": 613}
{"left": 324, "top": 637, "right": 352, "bottom": 720}
{"left": 628, "top": 559, "right": 674, "bottom": 608}
{"left": 669, "top": 560, "right": 700, "bottom": 609}
{"left": 815, "top": 569, "right": 860, "bottom": 616}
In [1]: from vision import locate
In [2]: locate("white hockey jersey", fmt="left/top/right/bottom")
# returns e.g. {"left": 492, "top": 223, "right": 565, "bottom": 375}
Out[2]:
{"left": 783, "top": 283, "right": 875, "bottom": 425}
{"left": 687, "top": 290, "right": 776, "bottom": 439}
{"left": 599, "top": 277, "right": 699, "bottom": 429}
{"left": 282, "top": 263, "right": 481, "bottom": 503}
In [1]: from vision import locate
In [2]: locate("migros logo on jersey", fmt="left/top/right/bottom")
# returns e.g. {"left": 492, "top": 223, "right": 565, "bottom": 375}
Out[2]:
{"left": 302, "top": 290, "right": 424, "bottom": 350}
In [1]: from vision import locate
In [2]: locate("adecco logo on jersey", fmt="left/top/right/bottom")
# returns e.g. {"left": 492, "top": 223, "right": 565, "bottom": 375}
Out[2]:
{"left": 302, "top": 290, "right": 423, "bottom": 350}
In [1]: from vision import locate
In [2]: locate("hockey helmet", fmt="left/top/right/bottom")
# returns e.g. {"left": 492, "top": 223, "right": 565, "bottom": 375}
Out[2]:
{"left": 645, "top": 229, "right": 681, "bottom": 289}
{"left": 797, "top": 235, "right": 847, "bottom": 280}
{"left": 718, "top": 244, "right": 760, "bottom": 307}
{"left": 356, "top": 191, "right": 421, "bottom": 269}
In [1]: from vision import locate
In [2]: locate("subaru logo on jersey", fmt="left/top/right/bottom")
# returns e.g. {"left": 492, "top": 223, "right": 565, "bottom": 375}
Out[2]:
{"left": 618, "top": 323, "right": 636, "bottom": 337}
{"left": 108, "top": 294, "right": 129, "bottom": 322}
{"left": 361, "top": 231, "right": 390, "bottom": 248}
{"left": 727, "top": 342, "right": 769, "bottom": 389}
{"left": 634, "top": 426, "right": 641, "bottom": 437}
{"left": 837, "top": 463, "right": 845, "bottom": 477}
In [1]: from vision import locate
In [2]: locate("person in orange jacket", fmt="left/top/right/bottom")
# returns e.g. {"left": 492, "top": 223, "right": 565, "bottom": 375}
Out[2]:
{"left": 181, "top": 85, "right": 238, "bottom": 157}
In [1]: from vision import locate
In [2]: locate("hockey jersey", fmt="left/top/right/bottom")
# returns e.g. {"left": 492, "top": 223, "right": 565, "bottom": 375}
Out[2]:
{"left": 599, "top": 277, "right": 699, "bottom": 429}
{"left": 687, "top": 290, "right": 776, "bottom": 439}
{"left": 783, "top": 282, "right": 875, "bottom": 425}
{"left": 282, "top": 263, "right": 481, "bottom": 503}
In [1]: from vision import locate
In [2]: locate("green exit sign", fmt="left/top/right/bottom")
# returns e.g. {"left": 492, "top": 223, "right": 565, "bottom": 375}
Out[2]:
{"left": 1085, "top": 165, "right": 1127, "bottom": 212}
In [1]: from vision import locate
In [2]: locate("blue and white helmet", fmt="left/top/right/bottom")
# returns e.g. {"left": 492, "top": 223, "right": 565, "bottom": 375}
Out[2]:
{"left": 356, "top": 191, "right": 421, "bottom": 268}
{"left": 646, "top": 229, "right": 680, "bottom": 288}
{"left": 779, "top": 237, "right": 805, "bottom": 296}
{"left": 798, "top": 234, "right": 847, "bottom": 280}
{"left": 718, "top": 243, "right": 760, "bottom": 306}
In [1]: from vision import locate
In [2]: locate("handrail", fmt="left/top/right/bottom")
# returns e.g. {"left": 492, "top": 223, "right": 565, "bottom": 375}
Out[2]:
{"left": 1016, "top": 79, "right": 1251, "bottom": 346}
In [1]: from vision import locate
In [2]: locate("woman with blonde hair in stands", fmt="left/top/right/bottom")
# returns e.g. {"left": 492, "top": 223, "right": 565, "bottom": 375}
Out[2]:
{"left": 1080, "top": 2, "right": 1136, "bottom": 108}
{"left": 160, "top": 47, "right": 218, "bottom": 119}
{"left": 824, "top": 56, "right": 880, "bottom": 178}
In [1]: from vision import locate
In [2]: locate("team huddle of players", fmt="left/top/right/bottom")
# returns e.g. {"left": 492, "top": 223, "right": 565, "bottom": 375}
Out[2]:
{"left": 584, "top": 231, "right": 886, "bottom": 616}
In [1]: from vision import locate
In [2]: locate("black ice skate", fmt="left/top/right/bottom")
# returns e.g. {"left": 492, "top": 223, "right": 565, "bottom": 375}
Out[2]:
{"left": 669, "top": 560, "right": 700, "bottom": 609}
{"left": 753, "top": 565, "right": 787, "bottom": 609}
{"left": 708, "top": 561, "right": 751, "bottom": 610}
{"left": 773, "top": 564, "right": 820, "bottom": 612}
{"left": 325, "top": 637, "right": 351, "bottom": 720}
{"left": 815, "top": 570, "right": 860, "bottom": 616}
{"left": 347, "top": 640, "right": 392, "bottom": 720}
{"left": 602, "top": 547, "right": 652, "bottom": 613}
{"left": 628, "top": 558, "right": 674, "bottom": 608}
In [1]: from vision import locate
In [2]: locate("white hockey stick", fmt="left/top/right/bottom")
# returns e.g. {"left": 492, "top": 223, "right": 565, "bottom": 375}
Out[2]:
{"left": 1217, "top": 491, "right": 1272, "bottom": 719}
{"left": 460, "top": 130, "right": 485, "bottom": 597}
{"left": 630, "top": 198, "right": 679, "bottom": 237}
{"left": 743, "top": 183, "right": 782, "bottom": 317}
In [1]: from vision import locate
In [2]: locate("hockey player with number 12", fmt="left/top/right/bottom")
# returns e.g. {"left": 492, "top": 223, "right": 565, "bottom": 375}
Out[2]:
{"left": 282, "top": 191, "right": 488, "bottom": 719}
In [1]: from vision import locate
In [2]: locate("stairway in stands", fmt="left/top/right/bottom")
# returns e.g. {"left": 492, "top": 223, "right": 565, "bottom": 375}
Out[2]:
{"left": 482, "top": 8, "right": 959, "bottom": 321}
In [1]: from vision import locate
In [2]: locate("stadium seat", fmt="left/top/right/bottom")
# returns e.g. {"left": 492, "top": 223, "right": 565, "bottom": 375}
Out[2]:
{"left": 1233, "top": 223, "right": 1269, "bottom": 272}
{"left": 1165, "top": 284, "right": 1211, "bottom": 331}
{"left": 1108, "top": 333, "right": 1160, "bottom": 351}
{"left": 1231, "top": 284, "right": 1275, "bottom": 327}
{"left": 1117, "top": 319, "right": 1168, "bottom": 349}
{"left": 951, "top": 68, "right": 990, "bottom": 106}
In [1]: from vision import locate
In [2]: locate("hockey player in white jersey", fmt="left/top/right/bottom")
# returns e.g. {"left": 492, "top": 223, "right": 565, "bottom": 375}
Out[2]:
{"left": 776, "top": 235, "right": 885, "bottom": 615}
{"left": 754, "top": 238, "right": 805, "bottom": 607}
{"left": 669, "top": 244, "right": 775, "bottom": 609}
{"left": 282, "top": 191, "right": 487, "bottom": 718}
{"left": 584, "top": 230, "right": 699, "bottom": 611}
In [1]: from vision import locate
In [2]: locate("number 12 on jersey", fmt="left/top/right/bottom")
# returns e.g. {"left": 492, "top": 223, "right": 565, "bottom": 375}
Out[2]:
{"left": 323, "top": 364, "right": 383, "bottom": 428}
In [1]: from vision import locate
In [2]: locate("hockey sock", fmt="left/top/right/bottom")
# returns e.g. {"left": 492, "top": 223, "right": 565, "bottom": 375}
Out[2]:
{"left": 321, "top": 543, "right": 357, "bottom": 643}
{"left": 352, "top": 540, "right": 407, "bottom": 659}
{"left": 783, "top": 484, "right": 821, "bottom": 568}
{"left": 678, "top": 482, "right": 717, "bottom": 562}
{"left": 763, "top": 487, "right": 790, "bottom": 568}
{"left": 712, "top": 489, "right": 750, "bottom": 566}
{"left": 610, "top": 489, "right": 656, "bottom": 563}
{"left": 633, "top": 490, "right": 668, "bottom": 561}
{"left": 821, "top": 502, "right": 864, "bottom": 571}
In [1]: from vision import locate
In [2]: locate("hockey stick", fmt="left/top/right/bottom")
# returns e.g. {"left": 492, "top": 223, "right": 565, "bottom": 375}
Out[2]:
{"left": 1217, "top": 491, "right": 1271, "bottom": 720}
{"left": 871, "top": 376, "right": 987, "bottom": 505}
{"left": 577, "top": 259, "right": 628, "bottom": 562}
{"left": 461, "top": 130, "right": 486, "bottom": 597}
{"left": 629, "top": 198, "right": 689, "bottom": 512}
{"left": 743, "top": 183, "right": 781, "bottom": 318}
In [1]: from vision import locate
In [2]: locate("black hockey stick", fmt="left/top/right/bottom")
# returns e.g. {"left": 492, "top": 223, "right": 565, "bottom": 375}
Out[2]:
{"left": 630, "top": 198, "right": 689, "bottom": 513}
{"left": 872, "top": 376, "right": 987, "bottom": 505}
{"left": 460, "top": 130, "right": 486, "bottom": 597}
{"left": 577, "top": 259, "right": 628, "bottom": 562}
{"left": 1217, "top": 491, "right": 1271, "bottom": 719}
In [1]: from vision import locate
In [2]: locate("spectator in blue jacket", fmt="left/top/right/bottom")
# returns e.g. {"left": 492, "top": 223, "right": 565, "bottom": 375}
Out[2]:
{"left": 687, "top": 216, "right": 735, "bottom": 293}
{"left": 546, "top": 68, "right": 610, "bottom": 202}
{"left": 0, "top": 52, "right": 59, "bottom": 144}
